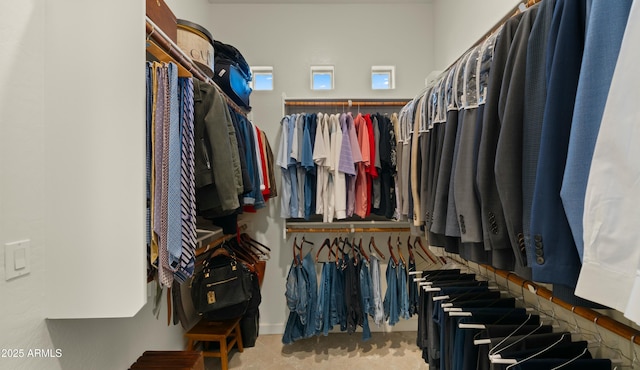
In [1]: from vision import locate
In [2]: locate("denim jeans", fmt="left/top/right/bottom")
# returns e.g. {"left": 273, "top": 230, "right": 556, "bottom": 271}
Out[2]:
{"left": 397, "top": 260, "right": 410, "bottom": 320}
{"left": 370, "top": 255, "right": 385, "bottom": 326}
{"left": 301, "top": 251, "right": 318, "bottom": 339}
{"left": 384, "top": 260, "right": 399, "bottom": 326}
{"left": 359, "top": 258, "right": 373, "bottom": 341}
{"left": 333, "top": 255, "right": 348, "bottom": 331}
{"left": 408, "top": 259, "right": 419, "bottom": 317}
{"left": 316, "top": 262, "right": 333, "bottom": 336}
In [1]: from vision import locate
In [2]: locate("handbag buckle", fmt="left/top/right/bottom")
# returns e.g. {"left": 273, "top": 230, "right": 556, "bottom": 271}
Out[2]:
{"left": 207, "top": 290, "right": 216, "bottom": 304}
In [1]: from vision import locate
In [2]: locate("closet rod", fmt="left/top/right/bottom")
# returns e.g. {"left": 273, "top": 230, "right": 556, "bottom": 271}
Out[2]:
{"left": 145, "top": 18, "right": 249, "bottom": 116}
{"left": 286, "top": 227, "right": 410, "bottom": 234}
{"left": 481, "top": 264, "right": 640, "bottom": 346}
{"left": 284, "top": 100, "right": 410, "bottom": 107}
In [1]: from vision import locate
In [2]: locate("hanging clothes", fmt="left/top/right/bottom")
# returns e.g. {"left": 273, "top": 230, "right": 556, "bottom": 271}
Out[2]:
{"left": 384, "top": 259, "right": 399, "bottom": 326}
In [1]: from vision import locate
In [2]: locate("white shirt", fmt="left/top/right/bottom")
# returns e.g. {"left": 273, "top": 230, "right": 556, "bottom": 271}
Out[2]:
{"left": 313, "top": 113, "right": 330, "bottom": 217}
{"left": 330, "top": 114, "right": 346, "bottom": 220}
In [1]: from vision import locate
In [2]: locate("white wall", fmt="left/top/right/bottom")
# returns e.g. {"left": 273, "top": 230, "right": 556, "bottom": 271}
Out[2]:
{"left": 432, "top": 0, "right": 521, "bottom": 70}
{"left": 0, "top": 2, "right": 53, "bottom": 369}
{"left": 0, "top": 1, "right": 186, "bottom": 369}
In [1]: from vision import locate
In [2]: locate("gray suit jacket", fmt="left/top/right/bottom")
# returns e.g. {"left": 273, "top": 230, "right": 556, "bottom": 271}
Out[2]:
{"left": 476, "top": 13, "right": 524, "bottom": 271}
{"left": 522, "top": 0, "right": 556, "bottom": 267}
{"left": 494, "top": 6, "right": 539, "bottom": 278}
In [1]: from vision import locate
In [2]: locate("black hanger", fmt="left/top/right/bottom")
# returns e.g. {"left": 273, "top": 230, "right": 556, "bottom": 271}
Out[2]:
{"left": 315, "top": 238, "right": 331, "bottom": 263}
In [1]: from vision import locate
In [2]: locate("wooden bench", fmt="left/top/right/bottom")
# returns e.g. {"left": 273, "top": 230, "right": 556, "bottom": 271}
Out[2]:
{"left": 184, "top": 318, "right": 244, "bottom": 370}
{"left": 129, "top": 350, "right": 204, "bottom": 370}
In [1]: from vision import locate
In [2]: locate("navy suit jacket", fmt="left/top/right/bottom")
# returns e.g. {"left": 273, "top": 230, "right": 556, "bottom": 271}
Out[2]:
{"left": 529, "top": 0, "right": 586, "bottom": 290}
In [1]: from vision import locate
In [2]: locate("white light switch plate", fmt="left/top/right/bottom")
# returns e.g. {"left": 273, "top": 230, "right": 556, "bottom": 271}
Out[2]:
{"left": 5, "top": 240, "right": 30, "bottom": 281}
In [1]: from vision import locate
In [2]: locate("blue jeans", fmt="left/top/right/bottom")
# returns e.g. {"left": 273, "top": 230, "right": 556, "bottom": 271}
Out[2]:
{"left": 301, "top": 251, "right": 318, "bottom": 339}
{"left": 397, "top": 260, "right": 410, "bottom": 320}
{"left": 282, "top": 262, "right": 304, "bottom": 344}
{"left": 384, "top": 260, "right": 399, "bottom": 326}
{"left": 316, "top": 262, "right": 332, "bottom": 336}
{"left": 370, "top": 256, "right": 384, "bottom": 326}
{"left": 359, "top": 258, "right": 373, "bottom": 341}
{"left": 333, "top": 256, "right": 347, "bottom": 331}
{"left": 408, "top": 259, "right": 419, "bottom": 317}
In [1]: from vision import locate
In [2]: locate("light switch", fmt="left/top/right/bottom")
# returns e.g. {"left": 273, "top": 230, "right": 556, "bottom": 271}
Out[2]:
{"left": 14, "top": 248, "right": 26, "bottom": 270}
{"left": 5, "top": 240, "right": 30, "bottom": 281}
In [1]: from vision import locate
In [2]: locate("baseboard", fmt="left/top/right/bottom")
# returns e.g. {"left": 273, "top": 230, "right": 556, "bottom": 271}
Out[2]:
{"left": 259, "top": 317, "right": 418, "bottom": 335}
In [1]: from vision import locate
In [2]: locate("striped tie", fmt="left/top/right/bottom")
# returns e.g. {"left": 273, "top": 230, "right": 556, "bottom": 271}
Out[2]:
{"left": 145, "top": 62, "right": 153, "bottom": 260}
{"left": 151, "top": 62, "right": 164, "bottom": 269}
{"left": 158, "top": 63, "right": 174, "bottom": 288}
{"left": 175, "top": 77, "right": 197, "bottom": 283}
{"left": 167, "top": 62, "right": 182, "bottom": 271}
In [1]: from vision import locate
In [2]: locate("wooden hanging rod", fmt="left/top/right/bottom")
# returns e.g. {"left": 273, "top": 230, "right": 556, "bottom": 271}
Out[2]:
{"left": 284, "top": 99, "right": 410, "bottom": 107}
{"left": 145, "top": 18, "right": 249, "bottom": 115}
{"left": 286, "top": 227, "right": 411, "bottom": 234}
{"left": 481, "top": 264, "right": 640, "bottom": 346}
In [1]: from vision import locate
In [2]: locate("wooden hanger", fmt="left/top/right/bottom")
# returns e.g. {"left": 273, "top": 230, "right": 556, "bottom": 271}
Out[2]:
{"left": 368, "top": 236, "right": 385, "bottom": 260}
{"left": 358, "top": 239, "right": 370, "bottom": 263}
{"left": 407, "top": 236, "right": 415, "bottom": 263}
{"left": 396, "top": 236, "right": 407, "bottom": 266}
{"left": 414, "top": 237, "right": 439, "bottom": 265}
{"left": 316, "top": 238, "right": 332, "bottom": 263}
{"left": 240, "top": 233, "right": 271, "bottom": 253}
{"left": 292, "top": 237, "right": 301, "bottom": 265}
{"left": 387, "top": 236, "right": 398, "bottom": 265}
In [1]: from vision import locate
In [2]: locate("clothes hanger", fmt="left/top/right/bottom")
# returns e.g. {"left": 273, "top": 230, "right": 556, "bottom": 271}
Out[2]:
{"left": 315, "top": 238, "right": 331, "bottom": 263}
{"left": 387, "top": 236, "right": 398, "bottom": 265}
{"left": 550, "top": 347, "right": 589, "bottom": 370}
{"left": 413, "top": 237, "right": 439, "bottom": 265}
{"left": 358, "top": 239, "right": 369, "bottom": 263}
{"left": 414, "top": 248, "right": 431, "bottom": 264}
{"left": 292, "top": 237, "right": 301, "bottom": 266}
{"left": 299, "top": 234, "right": 314, "bottom": 259}
{"left": 504, "top": 333, "right": 571, "bottom": 369}
{"left": 368, "top": 236, "right": 385, "bottom": 260}
{"left": 396, "top": 236, "right": 407, "bottom": 266}
{"left": 237, "top": 235, "right": 265, "bottom": 259}
{"left": 241, "top": 233, "right": 271, "bottom": 253}
{"left": 630, "top": 335, "right": 640, "bottom": 369}
{"left": 488, "top": 318, "right": 546, "bottom": 357}
{"left": 407, "top": 236, "right": 415, "bottom": 264}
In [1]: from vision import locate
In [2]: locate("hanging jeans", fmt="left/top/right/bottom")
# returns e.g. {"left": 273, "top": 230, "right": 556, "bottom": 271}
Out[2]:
{"left": 331, "top": 257, "right": 346, "bottom": 330}
{"left": 384, "top": 260, "right": 399, "bottom": 325}
{"left": 397, "top": 259, "right": 410, "bottom": 320}
{"left": 408, "top": 259, "right": 419, "bottom": 317}
{"left": 345, "top": 257, "right": 363, "bottom": 334}
{"left": 282, "top": 262, "right": 304, "bottom": 344}
{"left": 370, "top": 255, "right": 385, "bottom": 326}
{"left": 359, "top": 258, "right": 373, "bottom": 341}
{"left": 316, "top": 262, "right": 333, "bottom": 336}
{"left": 301, "top": 251, "right": 318, "bottom": 339}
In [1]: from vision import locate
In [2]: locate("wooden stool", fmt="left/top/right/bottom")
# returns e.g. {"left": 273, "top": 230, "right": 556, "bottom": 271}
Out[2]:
{"left": 129, "top": 350, "right": 204, "bottom": 369}
{"left": 185, "top": 318, "right": 244, "bottom": 370}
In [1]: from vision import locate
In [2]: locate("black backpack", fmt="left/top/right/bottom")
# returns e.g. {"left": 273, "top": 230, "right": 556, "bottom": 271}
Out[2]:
{"left": 213, "top": 40, "right": 252, "bottom": 110}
